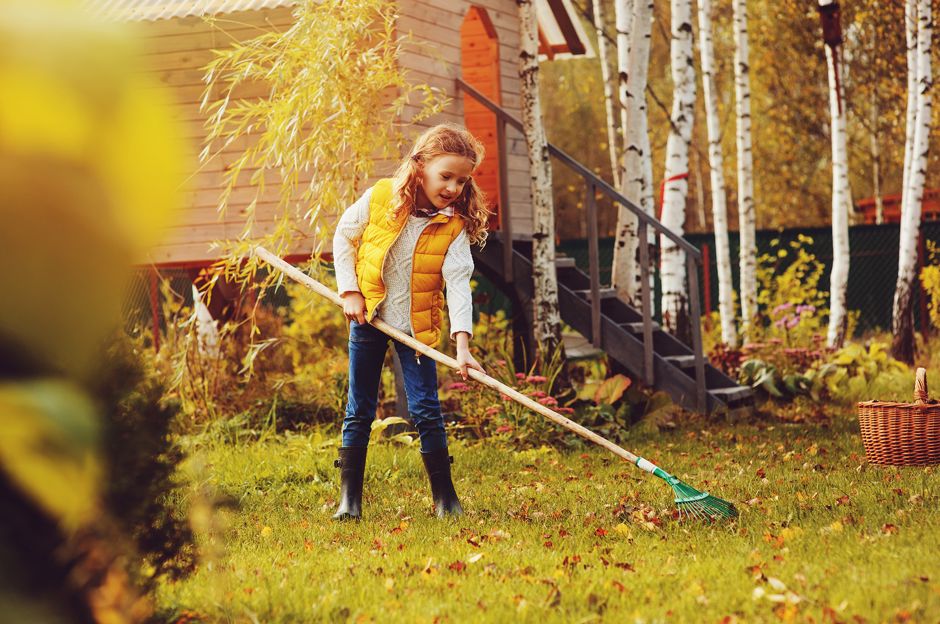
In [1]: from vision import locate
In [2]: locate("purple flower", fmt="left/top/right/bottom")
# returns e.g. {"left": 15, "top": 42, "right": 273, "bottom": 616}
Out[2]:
{"left": 796, "top": 304, "right": 816, "bottom": 315}
{"left": 772, "top": 303, "right": 794, "bottom": 315}
{"left": 786, "top": 316, "right": 800, "bottom": 329}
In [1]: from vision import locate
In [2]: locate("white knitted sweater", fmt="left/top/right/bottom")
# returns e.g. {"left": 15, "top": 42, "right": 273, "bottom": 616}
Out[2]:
{"left": 332, "top": 187, "right": 475, "bottom": 339}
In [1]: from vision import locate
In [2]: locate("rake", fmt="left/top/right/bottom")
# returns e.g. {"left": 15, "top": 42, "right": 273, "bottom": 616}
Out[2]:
{"left": 254, "top": 246, "right": 737, "bottom": 521}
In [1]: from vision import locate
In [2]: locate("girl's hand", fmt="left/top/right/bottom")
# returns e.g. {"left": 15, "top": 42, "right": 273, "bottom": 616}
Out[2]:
{"left": 456, "top": 348, "right": 484, "bottom": 381}
{"left": 341, "top": 291, "right": 367, "bottom": 324}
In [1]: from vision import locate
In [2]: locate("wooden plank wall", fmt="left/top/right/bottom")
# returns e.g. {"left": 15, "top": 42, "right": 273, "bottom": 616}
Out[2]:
{"left": 138, "top": 1, "right": 533, "bottom": 266}
{"left": 138, "top": 7, "right": 320, "bottom": 265}
{"left": 396, "top": 0, "right": 534, "bottom": 237}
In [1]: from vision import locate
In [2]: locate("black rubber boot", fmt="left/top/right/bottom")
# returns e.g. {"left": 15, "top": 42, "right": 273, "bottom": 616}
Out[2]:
{"left": 331, "top": 446, "right": 367, "bottom": 521}
{"left": 421, "top": 448, "right": 464, "bottom": 518}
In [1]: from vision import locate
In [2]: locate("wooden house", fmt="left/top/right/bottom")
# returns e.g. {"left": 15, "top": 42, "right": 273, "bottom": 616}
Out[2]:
{"left": 89, "top": 0, "right": 591, "bottom": 269}
{"left": 857, "top": 189, "right": 940, "bottom": 224}
{"left": 92, "top": 0, "right": 754, "bottom": 412}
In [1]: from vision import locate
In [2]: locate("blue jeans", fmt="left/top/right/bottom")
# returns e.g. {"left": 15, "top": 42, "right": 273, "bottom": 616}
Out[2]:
{"left": 342, "top": 320, "right": 448, "bottom": 453}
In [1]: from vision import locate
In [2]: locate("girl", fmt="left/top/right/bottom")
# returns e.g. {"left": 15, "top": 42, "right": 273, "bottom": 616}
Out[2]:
{"left": 331, "top": 123, "right": 490, "bottom": 520}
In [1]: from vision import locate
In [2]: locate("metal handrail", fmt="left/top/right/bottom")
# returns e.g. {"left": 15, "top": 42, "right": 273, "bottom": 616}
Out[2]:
{"left": 456, "top": 77, "right": 707, "bottom": 411}
{"left": 456, "top": 78, "right": 702, "bottom": 259}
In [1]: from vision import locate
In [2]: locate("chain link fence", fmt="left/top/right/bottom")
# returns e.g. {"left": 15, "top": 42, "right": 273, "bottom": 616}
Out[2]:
{"left": 124, "top": 223, "right": 937, "bottom": 345}
{"left": 557, "top": 222, "right": 940, "bottom": 335}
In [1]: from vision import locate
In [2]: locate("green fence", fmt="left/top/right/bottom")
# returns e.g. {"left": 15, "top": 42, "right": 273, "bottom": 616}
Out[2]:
{"left": 557, "top": 222, "right": 939, "bottom": 334}
{"left": 124, "top": 223, "right": 937, "bottom": 347}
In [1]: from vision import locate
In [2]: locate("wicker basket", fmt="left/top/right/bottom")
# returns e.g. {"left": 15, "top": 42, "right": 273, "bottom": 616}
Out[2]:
{"left": 857, "top": 368, "right": 940, "bottom": 466}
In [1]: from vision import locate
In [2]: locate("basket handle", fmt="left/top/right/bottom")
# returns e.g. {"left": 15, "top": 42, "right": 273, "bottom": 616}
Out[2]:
{"left": 914, "top": 367, "right": 929, "bottom": 404}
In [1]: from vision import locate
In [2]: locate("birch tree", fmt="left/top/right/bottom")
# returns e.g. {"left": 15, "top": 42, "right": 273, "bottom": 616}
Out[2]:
{"left": 902, "top": 0, "right": 918, "bottom": 215}
{"left": 660, "top": 0, "right": 696, "bottom": 331}
{"left": 733, "top": 0, "right": 757, "bottom": 341}
{"left": 697, "top": 0, "right": 737, "bottom": 347}
{"left": 517, "top": 0, "right": 565, "bottom": 362}
{"left": 819, "top": 0, "right": 852, "bottom": 348}
{"left": 592, "top": 0, "right": 622, "bottom": 189}
{"left": 611, "top": 0, "right": 654, "bottom": 303}
{"left": 892, "top": 0, "right": 933, "bottom": 364}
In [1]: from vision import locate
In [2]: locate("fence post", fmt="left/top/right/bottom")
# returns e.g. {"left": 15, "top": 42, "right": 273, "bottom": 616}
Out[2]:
{"left": 702, "top": 242, "right": 711, "bottom": 331}
{"left": 150, "top": 267, "right": 160, "bottom": 353}
{"left": 919, "top": 230, "right": 930, "bottom": 337}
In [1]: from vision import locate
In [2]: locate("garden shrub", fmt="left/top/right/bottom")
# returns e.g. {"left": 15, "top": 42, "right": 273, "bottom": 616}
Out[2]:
{"left": 90, "top": 332, "right": 197, "bottom": 586}
{"left": 151, "top": 274, "right": 358, "bottom": 435}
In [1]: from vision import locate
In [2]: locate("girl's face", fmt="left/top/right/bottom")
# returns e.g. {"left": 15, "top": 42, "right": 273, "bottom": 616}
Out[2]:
{"left": 417, "top": 153, "right": 475, "bottom": 211}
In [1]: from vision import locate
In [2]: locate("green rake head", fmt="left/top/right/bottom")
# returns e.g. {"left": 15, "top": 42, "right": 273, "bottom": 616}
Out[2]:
{"left": 634, "top": 457, "right": 738, "bottom": 521}
{"left": 668, "top": 475, "right": 738, "bottom": 521}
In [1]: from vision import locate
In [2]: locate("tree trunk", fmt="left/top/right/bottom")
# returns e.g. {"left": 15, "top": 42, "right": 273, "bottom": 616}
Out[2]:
{"left": 870, "top": 92, "right": 883, "bottom": 225}
{"left": 517, "top": 0, "right": 565, "bottom": 365}
{"left": 893, "top": 0, "right": 933, "bottom": 364}
{"left": 593, "top": 0, "right": 622, "bottom": 189}
{"left": 660, "top": 0, "right": 696, "bottom": 333}
{"left": 820, "top": 2, "right": 853, "bottom": 349}
{"left": 611, "top": 0, "right": 653, "bottom": 303}
{"left": 697, "top": 0, "right": 738, "bottom": 347}
{"left": 901, "top": 0, "right": 918, "bottom": 220}
{"left": 733, "top": 0, "right": 757, "bottom": 342}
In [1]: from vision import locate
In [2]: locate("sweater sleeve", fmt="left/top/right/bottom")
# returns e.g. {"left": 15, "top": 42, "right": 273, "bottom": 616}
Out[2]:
{"left": 441, "top": 228, "right": 475, "bottom": 339}
{"left": 332, "top": 187, "right": 372, "bottom": 296}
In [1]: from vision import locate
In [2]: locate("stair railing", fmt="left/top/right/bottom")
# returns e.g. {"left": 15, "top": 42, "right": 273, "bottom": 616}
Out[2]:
{"left": 457, "top": 78, "right": 707, "bottom": 412}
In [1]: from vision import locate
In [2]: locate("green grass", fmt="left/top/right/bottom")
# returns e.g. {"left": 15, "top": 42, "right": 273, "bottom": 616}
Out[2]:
{"left": 157, "top": 415, "right": 940, "bottom": 623}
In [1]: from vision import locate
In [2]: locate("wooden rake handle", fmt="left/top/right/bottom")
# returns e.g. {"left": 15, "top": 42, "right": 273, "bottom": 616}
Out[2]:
{"left": 254, "top": 246, "right": 641, "bottom": 465}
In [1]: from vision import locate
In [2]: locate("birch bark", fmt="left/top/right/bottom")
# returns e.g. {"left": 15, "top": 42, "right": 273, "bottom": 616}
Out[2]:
{"left": 901, "top": 0, "right": 918, "bottom": 216}
{"left": 611, "top": 0, "right": 654, "bottom": 303}
{"left": 819, "top": 0, "right": 853, "bottom": 348}
{"left": 517, "top": 0, "right": 564, "bottom": 361}
{"left": 593, "top": 0, "right": 622, "bottom": 189}
{"left": 697, "top": 0, "right": 737, "bottom": 346}
{"left": 733, "top": 0, "right": 757, "bottom": 341}
{"left": 892, "top": 0, "right": 933, "bottom": 364}
{"left": 660, "top": 0, "right": 696, "bottom": 332}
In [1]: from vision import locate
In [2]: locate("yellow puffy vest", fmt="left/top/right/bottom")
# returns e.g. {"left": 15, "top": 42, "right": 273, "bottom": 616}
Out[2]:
{"left": 355, "top": 178, "right": 466, "bottom": 346}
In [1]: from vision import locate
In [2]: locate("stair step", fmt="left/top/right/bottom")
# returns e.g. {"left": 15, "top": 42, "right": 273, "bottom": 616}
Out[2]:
{"left": 708, "top": 386, "right": 753, "bottom": 403}
{"left": 555, "top": 257, "right": 577, "bottom": 268}
{"left": 619, "top": 321, "right": 661, "bottom": 333}
{"left": 664, "top": 354, "right": 697, "bottom": 369}
{"left": 573, "top": 287, "right": 617, "bottom": 300}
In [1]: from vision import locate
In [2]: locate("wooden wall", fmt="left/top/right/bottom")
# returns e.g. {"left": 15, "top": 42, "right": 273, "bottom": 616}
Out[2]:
{"left": 138, "top": 6, "right": 314, "bottom": 266}
{"left": 138, "top": 1, "right": 533, "bottom": 266}
{"left": 396, "top": 0, "right": 534, "bottom": 237}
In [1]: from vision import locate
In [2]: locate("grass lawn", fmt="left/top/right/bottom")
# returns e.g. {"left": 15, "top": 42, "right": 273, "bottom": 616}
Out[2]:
{"left": 157, "top": 413, "right": 939, "bottom": 623}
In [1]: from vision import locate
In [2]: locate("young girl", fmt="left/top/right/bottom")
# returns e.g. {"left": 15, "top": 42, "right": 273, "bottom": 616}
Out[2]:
{"left": 331, "top": 123, "right": 490, "bottom": 520}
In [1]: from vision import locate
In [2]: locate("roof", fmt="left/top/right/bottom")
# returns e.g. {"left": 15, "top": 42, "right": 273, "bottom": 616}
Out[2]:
{"left": 84, "top": 0, "right": 295, "bottom": 21}
{"left": 85, "top": 0, "right": 592, "bottom": 58}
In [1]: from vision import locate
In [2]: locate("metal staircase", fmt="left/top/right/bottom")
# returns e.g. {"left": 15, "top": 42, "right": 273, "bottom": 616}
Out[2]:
{"left": 472, "top": 237, "right": 753, "bottom": 412}
{"left": 457, "top": 78, "right": 753, "bottom": 413}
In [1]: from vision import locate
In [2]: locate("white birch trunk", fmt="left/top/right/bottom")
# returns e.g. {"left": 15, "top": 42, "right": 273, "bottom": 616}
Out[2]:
{"left": 593, "top": 0, "right": 622, "bottom": 190}
{"left": 660, "top": 0, "right": 696, "bottom": 332}
{"left": 824, "top": 39, "right": 852, "bottom": 348}
{"left": 733, "top": 0, "right": 757, "bottom": 341}
{"left": 870, "top": 92, "right": 883, "bottom": 225}
{"left": 611, "top": 0, "right": 636, "bottom": 300}
{"left": 893, "top": 0, "right": 933, "bottom": 363}
{"left": 697, "top": 0, "right": 738, "bottom": 347}
{"left": 901, "top": 0, "right": 918, "bottom": 213}
{"left": 517, "top": 0, "right": 564, "bottom": 359}
{"left": 611, "top": 0, "right": 654, "bottom": 303}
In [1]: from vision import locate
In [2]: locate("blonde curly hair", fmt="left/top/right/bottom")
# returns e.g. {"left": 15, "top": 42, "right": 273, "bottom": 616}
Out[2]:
{"left": 388, "top": 123, "right": 490, "bottom": 247}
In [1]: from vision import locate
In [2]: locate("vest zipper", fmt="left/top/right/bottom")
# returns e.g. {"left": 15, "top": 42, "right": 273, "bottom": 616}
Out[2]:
{"left": 371, "top": 218, "right": 409, "bottom": 323}
{"left": 410, "top": 217, "right": 440, "bottom": 365}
